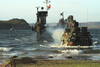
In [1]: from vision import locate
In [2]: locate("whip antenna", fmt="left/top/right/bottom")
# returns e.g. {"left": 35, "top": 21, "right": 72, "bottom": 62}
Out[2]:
{"left": 43, "top": 0, "right": 51, "bottom": 11}
{"left": 87, "top": 7, "right": 88, "bottom": 28}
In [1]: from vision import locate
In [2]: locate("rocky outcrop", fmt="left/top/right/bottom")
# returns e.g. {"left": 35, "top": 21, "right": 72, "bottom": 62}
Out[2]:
{"left": 0, "top": 18, "right": 31, "bottom": 29}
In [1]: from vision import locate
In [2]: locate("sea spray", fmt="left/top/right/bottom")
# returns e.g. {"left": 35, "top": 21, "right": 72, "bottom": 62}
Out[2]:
{"left": 52, "top": 28, "right": 64, "bottom": 43}
{"left": 46, "top": 27, "right": 64, "bottom": 44}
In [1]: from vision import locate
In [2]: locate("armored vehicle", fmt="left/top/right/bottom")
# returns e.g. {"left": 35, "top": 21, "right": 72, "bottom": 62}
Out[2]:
{"left": 61, "top": 15, "right": 92, "bottom": 46}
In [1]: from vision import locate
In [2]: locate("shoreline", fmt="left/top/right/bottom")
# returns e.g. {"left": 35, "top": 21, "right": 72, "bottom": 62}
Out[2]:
{"left": 1, "top": 60, "right": 100, "bottom": 67}
{"left": 0, "top": 54, "right": 100, "bottom": 67}
{"left": 1, "top": 53, "right": 100, "bottom": 66}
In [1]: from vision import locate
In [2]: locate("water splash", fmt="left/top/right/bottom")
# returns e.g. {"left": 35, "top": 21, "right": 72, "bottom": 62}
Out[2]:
{"left": 46, "top": 27, "right": 64, "bottom": 44}
{"left": 52, "top": 28, "right": 64, "bottom": 44}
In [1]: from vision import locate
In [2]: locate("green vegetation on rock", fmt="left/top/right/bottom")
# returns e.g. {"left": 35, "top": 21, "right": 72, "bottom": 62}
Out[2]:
{"left": 5, "top": 58, "right": 100, "bottom": 67}
{"left": 16, "top": 60, "right": 100, "bottom": 67}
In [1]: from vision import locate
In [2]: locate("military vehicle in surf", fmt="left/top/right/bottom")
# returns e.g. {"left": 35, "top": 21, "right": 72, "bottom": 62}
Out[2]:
{"left": 31, "top": 0, "right": 92, "bottom": 46}
{"left": 31, "top": 0, "right": 53, "bottom": 42}
{"left": 60, "top": 15, "right": 92, "bottom": 46}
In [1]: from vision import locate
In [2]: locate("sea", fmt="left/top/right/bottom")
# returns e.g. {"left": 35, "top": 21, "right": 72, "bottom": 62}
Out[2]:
{"left": 0, "top": 28, "right": 100, "bottom": 65}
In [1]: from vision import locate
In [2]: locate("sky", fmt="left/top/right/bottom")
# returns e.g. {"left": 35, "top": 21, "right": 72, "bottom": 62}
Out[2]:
{"left": 0, "top": 0, "right": 100, "bottom": 23}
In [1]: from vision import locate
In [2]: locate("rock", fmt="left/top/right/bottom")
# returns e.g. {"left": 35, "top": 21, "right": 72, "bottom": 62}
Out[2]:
{"left": 89, "top": 59, "right": 92, "bottom": 60}
{"left": 10, "top": 56, "right": 18, "bottom": 59}
{"left": 65, "top": 56, "right": 73, "bottom": 59}
{"left": 84, "top": 59, "right": 87, "bottom": 60}
{"left": 48, "top": 56, "right": 53, "bottom": 58}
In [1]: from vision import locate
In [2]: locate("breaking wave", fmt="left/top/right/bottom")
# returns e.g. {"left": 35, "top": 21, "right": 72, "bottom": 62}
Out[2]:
{"left": 24, "top": 47, "right": 37, "bottom": 51}
{"left": 93, "top": 41, "right": 98, "bottom": 44}
{"left": 2, "top": 52, "right": 25, "bottom": 56}
{"left": 0, "top": 47, "right": 14, "bottom": 52}
{"left": 58, "top": 49, "right": 83, "bottom": 54}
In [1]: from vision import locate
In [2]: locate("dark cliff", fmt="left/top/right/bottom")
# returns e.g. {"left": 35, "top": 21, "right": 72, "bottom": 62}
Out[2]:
{"left": 0, "top": 18, "right": 31, "bottom": 29}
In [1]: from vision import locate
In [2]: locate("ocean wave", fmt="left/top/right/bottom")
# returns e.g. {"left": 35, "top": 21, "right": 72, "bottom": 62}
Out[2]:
{"left": 49, "top": 44, "right": 61, "bottom": 48}
{"left": 0, "top": 41, "right": 3, "bottom": 44}
{"left": 15, "top": 38, "right": 33, "bottom": 42}
{"left": 39, "top": 44, "right": 60, "bottom": 48}
{"left": 92, "top": 38, "right": 98, "bottom": 40}
{"left": 92, "top": 45, "right": 100, "bottom": 50}
{"left": 39, "top": 45, "right": 47, "bottom": 47}
{"left": 58, "top": 49, "right": 83, "bottom": 54}
{"left": 0, "top": 41, "right": 8, "bottom": 44}
{"left": 40, "top": 44, "right": 93, "bottom": 49}
{"left": 48, "top": 54, "right": 63, "bottom": 57}
{"left": 48, "top": 44, "right": 93, "bottom": 48}
{"left": 0, "top": 60, "right": 7, "bottom": 66}
{"left": 15, "top": 38, "right": 21, "bottom": 41}
{"left": 0, "top": 63, "right": 2, "bottom": 65}
{"left": 43, "top": 40, "right": 48, "bottom": 42}
{"left": 24, "top": 47, "right": 37, "bottom": 51}
{"left": 93, "top": 41, "right": 98, "bottom": 44}
{"left": 39, "top": 44, "right": 62, "bottom": 48}
{"left": 2, "top": 52, "right": 25, "bottom": 56}
{"left": 0, "top": 47, "right": 14, "bottom": 52}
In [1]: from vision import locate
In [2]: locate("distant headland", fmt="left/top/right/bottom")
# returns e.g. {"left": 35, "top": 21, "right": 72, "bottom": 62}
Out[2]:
{"left": 79, "top": 22, "right": 100, "bottom": 29}
{"left": 0, "top": 18, "right": 31, "bottom": 29}
{"left": 30, "top": 21, "right": 100, "bottom": 29}
{"left": 0, "top": 18, "right": 100, "bottom": 29}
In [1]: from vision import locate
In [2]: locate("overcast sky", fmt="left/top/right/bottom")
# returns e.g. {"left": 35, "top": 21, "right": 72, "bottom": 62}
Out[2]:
{"left": 0, "top": 0, "right": 100, "bottom": 23}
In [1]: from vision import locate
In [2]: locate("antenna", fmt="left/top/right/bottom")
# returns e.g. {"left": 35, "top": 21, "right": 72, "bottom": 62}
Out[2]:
{"left": 35, "top": 6, "right": 40, "bottom": 22}
{"left": 35, "top": 6, "right": 40, "bottom": 12}
{"left": 87, "top": 7, "right": 88, "bottom": 28}
{"left": 43, "top": 0, "right": 50, "bottom": 11}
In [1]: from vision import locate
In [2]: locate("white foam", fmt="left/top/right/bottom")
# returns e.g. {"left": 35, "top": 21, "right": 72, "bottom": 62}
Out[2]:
{"left": 25, "top": 47, "right": 37, "bottom": 50}
{"left": 44, "top": 40, "right": 48, "bottom": 42}
{"left": 15, "top": 38, "right": 21, "bottom": 41}
{"left": 93, "top": 41, "right": 98, "bottom": 44}
{"left": 40, "top": 43, "right": 93, "bottom": 49}
{"left": 48, "top": 54, "right": 63, "bottom": 57}
{"left": 21, "top": 38, "right": 28, "bottom": 40}
{"left": 0, "top": 47, "right": 14, "bottom": 52}
{"left": 49, "top": 44, "right": 61, "bottom": 48}
{"left": 48, "top": 43, "right": 93, "bottom": 49}
{"left": 39, "top": 45, "right": 47, "bottom": 47}
{"left": 40, "top": 44, "right": 62, "bottom": 48}
{"left": 3, "top": 52, "right": 25, "bottom": 56}
{"left": 58, "top": 49, "right": 83, "bottom": 54}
